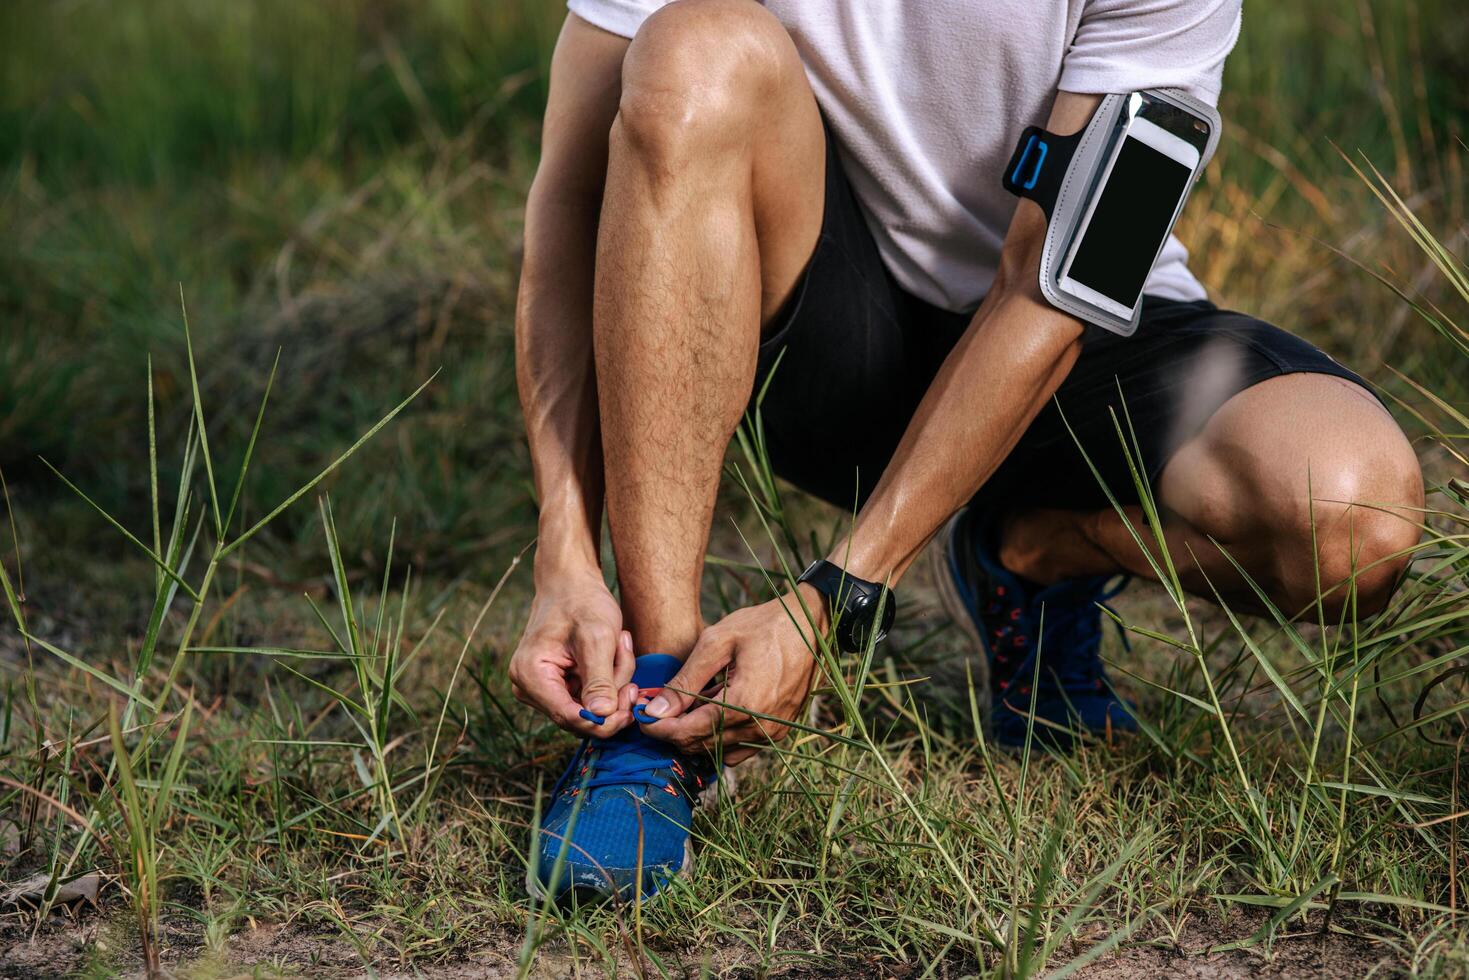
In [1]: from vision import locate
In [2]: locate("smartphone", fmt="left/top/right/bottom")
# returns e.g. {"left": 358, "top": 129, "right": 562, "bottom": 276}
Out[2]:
{"left": 1057, "top": 95, "right": 1209, "bottom": 321}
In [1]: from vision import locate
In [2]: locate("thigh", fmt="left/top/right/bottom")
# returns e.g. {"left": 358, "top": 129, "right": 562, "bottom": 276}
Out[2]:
{"left": 1158, "top": 371, "right": 1417, "bottom": 546}
{"left": 618, "top": 0, "right": 826, "bottom": 325}
{"left": 1159, "top": 370, "right": 1421, "bottom": 613}
{"left": 974, "top": 299, "right": 1380, "bottom": 516}
{"left": 737, "top": 2, "right": 827, "bottom": 324}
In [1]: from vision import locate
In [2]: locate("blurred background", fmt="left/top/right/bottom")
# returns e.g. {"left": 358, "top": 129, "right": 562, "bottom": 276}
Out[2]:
{"left": 1, "top": 0, "right": 1464, "bottom": 587}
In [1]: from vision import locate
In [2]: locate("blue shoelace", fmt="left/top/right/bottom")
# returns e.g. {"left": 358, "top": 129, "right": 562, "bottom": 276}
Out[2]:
{"left": 551, "top": 735, "right": 681, "bottom": 801}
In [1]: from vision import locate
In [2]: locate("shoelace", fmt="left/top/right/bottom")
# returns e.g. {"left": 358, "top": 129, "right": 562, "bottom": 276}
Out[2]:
{"left": 550, "top": 735, "right": 687, "bottom": 801}
{"left": 1005, "top": 576, "right": 1132, "bottom": 698}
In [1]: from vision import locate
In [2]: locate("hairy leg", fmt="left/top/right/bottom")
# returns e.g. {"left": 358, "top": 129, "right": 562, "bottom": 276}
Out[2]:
{"left": 999, "top": 373, "right": 1424, "bottom": 618}
{"left": 593, "top": 0, "right": 825, "bottom": 655}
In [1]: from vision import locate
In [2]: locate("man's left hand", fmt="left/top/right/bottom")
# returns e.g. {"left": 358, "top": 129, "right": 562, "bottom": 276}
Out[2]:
{"left": 639, "top": 584, "right": 827, "bottom": 764}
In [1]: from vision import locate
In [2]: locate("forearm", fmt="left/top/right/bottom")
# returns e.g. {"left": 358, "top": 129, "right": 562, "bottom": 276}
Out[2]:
{"left": 513, "top": 14, "right": 629, "bottom": 584}
{"left": 832, "top": 266, "right": 1083, "bottom": 585}
{"left": 515, "top": 185, "right": 606, "bottom": 580}
{"left": 828, "top": 91, "right": 1100, "bottom": 587}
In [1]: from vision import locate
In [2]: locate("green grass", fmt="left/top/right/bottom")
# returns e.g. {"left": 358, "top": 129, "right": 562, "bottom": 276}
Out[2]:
{"left": 1, "top": 0, "right": 1468, "bottom": 975}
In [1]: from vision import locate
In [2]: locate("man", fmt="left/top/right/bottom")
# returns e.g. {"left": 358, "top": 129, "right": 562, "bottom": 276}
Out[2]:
{"left": 512, "top": 0, "right": 1424, "bottom": 902}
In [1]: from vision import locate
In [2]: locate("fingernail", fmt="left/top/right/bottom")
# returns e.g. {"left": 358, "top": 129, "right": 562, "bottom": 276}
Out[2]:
{"left": 588, "top": 697, "right": 614, "bottom": 715}
{"left": 646, "top": 696, "right": 670, "bottom": 717}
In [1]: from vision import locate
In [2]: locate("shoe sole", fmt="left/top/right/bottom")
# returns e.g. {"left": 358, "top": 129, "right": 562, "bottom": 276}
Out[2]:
{"left": 928, "top": 511, "right": 993, "bottom": 733}
{"left": 525, "top": 837, "right": 693, "bottom": 905}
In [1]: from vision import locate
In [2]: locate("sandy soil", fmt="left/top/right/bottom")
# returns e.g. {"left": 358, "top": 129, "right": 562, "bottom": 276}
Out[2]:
{"left": 0, "top": 910, "right": 1399, "bottom": 979}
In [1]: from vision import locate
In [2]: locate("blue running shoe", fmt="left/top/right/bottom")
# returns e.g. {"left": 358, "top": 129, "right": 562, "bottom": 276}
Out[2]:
{"left": 529, "top": 654, "right": 716, "bottom": 904}
{"left": 932, "top": 509, "right": 1136, "bottom": 749}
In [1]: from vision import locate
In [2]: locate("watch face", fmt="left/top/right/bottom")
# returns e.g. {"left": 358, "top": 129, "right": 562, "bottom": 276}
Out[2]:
{"left": 839, "top": 589, "right": 895, "bottom": 651}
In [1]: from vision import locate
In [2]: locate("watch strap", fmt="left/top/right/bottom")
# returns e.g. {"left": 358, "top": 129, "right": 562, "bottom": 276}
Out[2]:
{"left": 797, "top": 559, "right": 843, "bottom": 597}
{"left": 798, "top": 560, "right": 892, "bottom": 653}
{"left": 797, "top": 559, "right": 876, "bottom": 604}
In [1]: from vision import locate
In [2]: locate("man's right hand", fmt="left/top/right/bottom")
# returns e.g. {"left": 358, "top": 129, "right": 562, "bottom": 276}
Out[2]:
{"left": 509, "top": 567, "right": 638, "bottom": 737}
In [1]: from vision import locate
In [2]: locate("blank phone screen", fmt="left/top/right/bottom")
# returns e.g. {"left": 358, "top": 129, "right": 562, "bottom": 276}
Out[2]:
{"left": 1067, "top": 136, "right": 1193, "bottom": 308}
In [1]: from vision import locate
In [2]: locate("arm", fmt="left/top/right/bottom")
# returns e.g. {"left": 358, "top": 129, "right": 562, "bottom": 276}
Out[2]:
{"left": 644, "top": 93, "right": 1103, "bottom": 757}
{"left": 516, "top": 17, "right": 626, "bottom": 576}
{"left": 509, "top": 15, "right": 639, "bottom": 736}
{"left": 831, "top": 92, "right": 1100, "bottom": 585}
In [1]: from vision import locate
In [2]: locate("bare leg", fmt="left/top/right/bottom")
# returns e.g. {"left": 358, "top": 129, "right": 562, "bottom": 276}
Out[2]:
{"left": 998, "top": 373, "right": 1424, "bottom": 618}
{"left": 593, "top": 0, "right": 825, "bottom": 655}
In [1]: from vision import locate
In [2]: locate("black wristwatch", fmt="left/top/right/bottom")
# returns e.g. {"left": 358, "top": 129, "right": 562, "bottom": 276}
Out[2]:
{"left": 796, "top": 559, "right": 896, "bottom": 653}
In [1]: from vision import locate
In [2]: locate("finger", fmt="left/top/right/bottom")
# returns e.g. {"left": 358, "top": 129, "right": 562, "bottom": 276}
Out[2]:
{"left": 642, "top": 636, "right": 730, "bottom": 721}
{"left": 619, "top": 682, "right": 639, "bottom": 714}
{"left": 578, "top": 680, "right": 639, "bottom": 736}
{"left": 587, "top": 706, "right": 633, "bottom": 734}
{"left": 580, "top": 681, "right": 639, "bottom": 736}
{"left": 509, "top": 659, "right": 539, "bottom": 707}
{"left": 526, "top": 661, "right": 613, "bottom": 738}
{"left": 713, "top": 715, "right": 789, "bottom": 765}
{"left": 708, "top": 720, "right": 765, "bottom": 764}
{"left": 614, "top": 631, "right": 635, "bottom": 686}
{"left": 649, "top": 667, "right": 755, "bottom": 732}
{"left": 674, "top": 714, "right": 766, "bottom": 761}
{"left": 646, "top": 701, "right": 725, "bottom": 749}
{"left": 664, "top": 681, "right": 790, "bottom": 756}
{"left": 586, "top": 633, "right": 635, "bottom": 729}
{"left": 733, "top": 714, "right": 790, "bottom": 748}
{"left": 723, "top": 744, "right": 762, "bottom": 766}
{"left": 573, "top": 623, "right": 621, "bottom": 717}
{"left": 644, "top": 668, "right": 754, "bottom": 743}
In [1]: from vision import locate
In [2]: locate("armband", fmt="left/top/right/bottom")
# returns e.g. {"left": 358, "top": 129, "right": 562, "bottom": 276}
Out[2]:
{"left": 1002, "top": 89, "right": 1221, "bottom": 336}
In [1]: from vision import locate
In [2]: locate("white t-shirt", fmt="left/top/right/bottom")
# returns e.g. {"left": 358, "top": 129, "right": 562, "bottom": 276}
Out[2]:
{"left": 568, "top": 0, "right": 1241, "bottom": 313}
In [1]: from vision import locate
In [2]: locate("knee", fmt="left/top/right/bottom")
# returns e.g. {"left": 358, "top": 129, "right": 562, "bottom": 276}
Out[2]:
{"left": 1272, "top": 440, "right": 1423, "bottom": 618}
{"left": 615, "top": 0, "right": 792, "bottom": 166}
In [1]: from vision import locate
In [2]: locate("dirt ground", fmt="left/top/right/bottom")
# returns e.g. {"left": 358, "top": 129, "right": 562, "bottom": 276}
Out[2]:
{"left": 0, "top": 908, "right": 1402, "bottom": 979}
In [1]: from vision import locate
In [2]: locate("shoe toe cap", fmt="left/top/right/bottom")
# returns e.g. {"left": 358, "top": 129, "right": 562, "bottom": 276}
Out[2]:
{"left": 534, "top": 793, "right": 691, "bottom": 900}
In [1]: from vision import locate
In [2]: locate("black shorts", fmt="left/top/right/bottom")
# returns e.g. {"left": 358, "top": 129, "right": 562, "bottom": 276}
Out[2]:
{"left": 752, "top": 130, "right": 1370, "bottom": 516}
